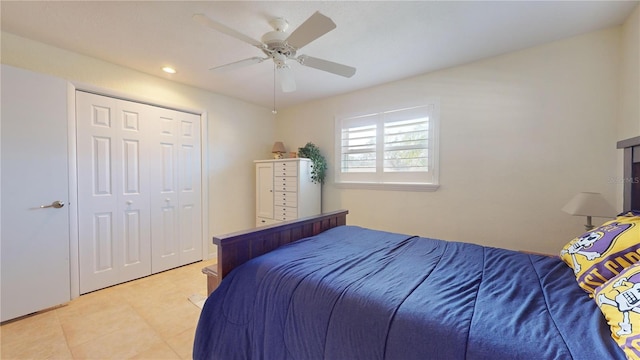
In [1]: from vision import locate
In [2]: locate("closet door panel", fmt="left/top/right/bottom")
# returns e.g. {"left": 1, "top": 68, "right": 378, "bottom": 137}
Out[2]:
{"left": 151, "top": 109, "right": 180, "bottom": 273}
{"left": 160, "top": 205, "right": 177, "bottom": 255}
{"left": 123, "top": 209, "right": 142, "bottom": 265}
{"left": 77, "top": 93, "right": 120, "bottom": 293}
{"left": 160, "top": 143, "right": 176, "bottom": 192}
{"left": 117, "top": 100, "right": 151, "bottom": 282}
{"left": 150, "top": 109, "right": 202, "bottom": 271}
{"left": 179, "top": 144, "right": 196, "bottom": 258}
{"left": 94, "top": 212, "right": 113, "bottom": 267}
{"left": 93, "top": 136, "right": 113, "bottom": 195}
{"left": 77, "top": 92, "right": 151, "bottom": 293}
{"left": 177, "top": 112, "right": 202, "bottom": 265}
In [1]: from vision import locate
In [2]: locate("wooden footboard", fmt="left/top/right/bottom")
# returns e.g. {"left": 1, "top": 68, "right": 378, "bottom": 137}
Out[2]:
{"left": 207, "top": 210, "right": 348, "bottom": 294}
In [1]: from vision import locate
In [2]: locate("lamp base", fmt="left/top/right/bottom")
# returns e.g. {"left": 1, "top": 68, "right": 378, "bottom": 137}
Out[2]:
{"left": 584, "top": 216, "right": 595, "bottom": 231}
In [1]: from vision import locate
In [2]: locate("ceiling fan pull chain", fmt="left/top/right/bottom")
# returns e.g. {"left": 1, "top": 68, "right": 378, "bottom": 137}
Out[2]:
{"left": 272, "top": 63, "right": 278, "bottom": 115}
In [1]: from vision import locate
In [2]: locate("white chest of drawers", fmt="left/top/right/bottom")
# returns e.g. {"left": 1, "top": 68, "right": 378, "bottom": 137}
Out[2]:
{"left": 255, "top": 159, "right": 321, "bottom": 227}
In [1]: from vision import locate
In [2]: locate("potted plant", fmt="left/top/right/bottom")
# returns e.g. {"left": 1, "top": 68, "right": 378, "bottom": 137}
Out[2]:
{"left": 297, "top": 142, "right": 327, "bottom": 185}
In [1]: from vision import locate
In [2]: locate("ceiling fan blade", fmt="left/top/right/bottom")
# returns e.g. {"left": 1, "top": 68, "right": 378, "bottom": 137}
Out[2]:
{"left": 193, "top": 13, "right": 264, "bottom": 48}
{"left": 285, "top": 11, "right": 336, "bottom": 50}
{"left": 298, "top": 55, "right": 356, "bottom": 78}
{"left": 277, "top": 65, "right": 296, "bottom": 93}
{"left": 209, "top": 57, "right": 267, "bottom": 72}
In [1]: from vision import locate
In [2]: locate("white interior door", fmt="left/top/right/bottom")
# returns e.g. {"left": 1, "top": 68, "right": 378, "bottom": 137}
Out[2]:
{"left": 76, "top": 91, "right": 151, "bottom": 294}
{"left": 1, "top": 65, "right": 71, "bottom": 321}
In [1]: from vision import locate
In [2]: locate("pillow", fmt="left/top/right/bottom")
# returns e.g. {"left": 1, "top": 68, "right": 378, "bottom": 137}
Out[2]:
{"left": 560, "top": 211, "right": 640, "bottom": 294}
{"left": 594, "top": 262, "right": 640, "bottom": 359}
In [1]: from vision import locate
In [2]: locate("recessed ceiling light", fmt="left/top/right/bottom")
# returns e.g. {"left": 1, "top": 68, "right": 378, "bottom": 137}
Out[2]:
{"left": 162, "top": 66, "right": 177, "bottom": 74}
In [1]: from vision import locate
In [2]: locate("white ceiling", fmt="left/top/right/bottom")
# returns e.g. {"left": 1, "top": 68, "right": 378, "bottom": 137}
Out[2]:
{"left": 1, "top": 1, "right": 637, "bottom": 109}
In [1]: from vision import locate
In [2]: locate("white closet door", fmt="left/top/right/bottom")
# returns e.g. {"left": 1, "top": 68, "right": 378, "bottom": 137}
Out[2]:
{"left": 176, "top": 110, "right": 202, "bottom": 265}
{"left": 76, "top": 91, "right": 151, "bottom": 294}
{"left": 150, "top": 108, "right": 202, "bottom": 272}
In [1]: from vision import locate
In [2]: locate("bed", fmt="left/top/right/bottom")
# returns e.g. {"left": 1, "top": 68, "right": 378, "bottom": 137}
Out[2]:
{"left": 193, "top": 207, "right": 640, "bottom": 359}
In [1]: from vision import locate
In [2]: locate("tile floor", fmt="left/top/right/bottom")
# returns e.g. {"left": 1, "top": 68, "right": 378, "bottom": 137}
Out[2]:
{"left": 1, "top": 259, "right": 216, "bottom": 359}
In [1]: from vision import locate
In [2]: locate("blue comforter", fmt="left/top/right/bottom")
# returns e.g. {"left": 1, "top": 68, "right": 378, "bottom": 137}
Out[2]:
{"left": 194, "top": 226, "right": 625, "bottom": 359}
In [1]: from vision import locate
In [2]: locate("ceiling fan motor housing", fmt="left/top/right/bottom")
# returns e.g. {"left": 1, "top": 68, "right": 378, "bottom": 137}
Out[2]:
{"left": 261, "top": 29, "right": 297, "bottom": 61}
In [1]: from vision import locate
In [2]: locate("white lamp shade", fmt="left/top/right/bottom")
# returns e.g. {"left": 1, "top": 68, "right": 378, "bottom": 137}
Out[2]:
{"left": 562, "top": 192, "right": 616, "bottom": 218}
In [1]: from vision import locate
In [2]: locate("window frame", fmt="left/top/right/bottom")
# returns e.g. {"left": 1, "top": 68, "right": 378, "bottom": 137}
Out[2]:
{"left": 334, "top": 101, "right": 440, "bottom": 191}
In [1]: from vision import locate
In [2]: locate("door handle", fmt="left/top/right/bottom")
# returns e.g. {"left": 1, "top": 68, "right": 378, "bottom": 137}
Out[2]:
{"left": 40, "top": 200, "right": 65, "bottom": 209}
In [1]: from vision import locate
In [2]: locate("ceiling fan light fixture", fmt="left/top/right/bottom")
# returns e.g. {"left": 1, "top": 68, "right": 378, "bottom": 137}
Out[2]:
{"left": 277, "top": 64, "right": 296, "bottom": 93}
{"left": 272, "top": 52, "right": 288, "bottom": 66}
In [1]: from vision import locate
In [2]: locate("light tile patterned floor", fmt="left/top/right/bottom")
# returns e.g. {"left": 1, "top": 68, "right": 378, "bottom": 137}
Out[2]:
{"left": 1, "top": 260, "right": 215, "bottom": 359}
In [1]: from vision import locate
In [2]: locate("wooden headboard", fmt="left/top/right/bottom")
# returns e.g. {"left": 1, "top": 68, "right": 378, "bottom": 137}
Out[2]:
{"left": 617, "top": 136, "right": 640, "bottom": 211}
{"left": 212, "top": 210, "right": 348, "bottom": 282}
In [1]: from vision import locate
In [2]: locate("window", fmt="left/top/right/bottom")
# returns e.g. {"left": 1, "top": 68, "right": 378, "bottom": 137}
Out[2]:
{"left": 335, "top": 103, "right": 439, "bottom": 191}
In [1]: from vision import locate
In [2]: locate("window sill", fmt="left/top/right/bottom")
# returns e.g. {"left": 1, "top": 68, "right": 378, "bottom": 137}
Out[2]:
{"left": 334, "top": 182, "right": 440, "bottom": 192}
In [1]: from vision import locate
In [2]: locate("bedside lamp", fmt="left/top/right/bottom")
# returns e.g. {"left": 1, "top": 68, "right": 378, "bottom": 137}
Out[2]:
{"left": 272, "top": 141, "right": 286, "bottom": 159}
{"left": 562, "top": 192, "right": 616, "bottom": 231}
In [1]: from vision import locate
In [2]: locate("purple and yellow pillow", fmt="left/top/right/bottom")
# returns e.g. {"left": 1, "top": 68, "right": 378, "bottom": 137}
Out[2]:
{"left": 594, "top": 262, "right": 640, "bottom": 359}
{"left": 560, "top": 211, "right": 640, "bottom": 294}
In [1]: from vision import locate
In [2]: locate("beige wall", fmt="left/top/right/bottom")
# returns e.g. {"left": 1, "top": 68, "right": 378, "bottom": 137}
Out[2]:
{"left": 619, "top": 5, "right": 640, "bottom": 139}
{"left": 616, "top": 6, "right": 640, "bottom": 210}
{"left": 276, "top": 26, "right": 628, "bottom": 254}
{"left": 1, "top": 31, "right": 275, "bottom": 256}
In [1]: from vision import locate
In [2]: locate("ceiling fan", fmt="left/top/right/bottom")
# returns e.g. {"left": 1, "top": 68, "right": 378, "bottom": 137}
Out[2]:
{"left": 193, "top": 11, "right": 356, "bottom": 93}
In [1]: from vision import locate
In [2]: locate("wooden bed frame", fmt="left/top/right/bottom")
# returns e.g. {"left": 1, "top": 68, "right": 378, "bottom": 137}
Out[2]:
{"left": 204, "top": 209, "right": 348, "bottom": 294}
{"left": 617, "top": 136, "right": 640, "bottom": 211}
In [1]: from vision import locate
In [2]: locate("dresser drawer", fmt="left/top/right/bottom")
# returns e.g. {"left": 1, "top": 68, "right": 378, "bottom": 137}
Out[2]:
{"left": 273, "top": 178, "right": 298, "bottom": 192}
{"left": 274, "top": 161, "right": 298, "bottom": 171}
{"left": 273, "top": 191, "right": 298, "bottom": 207}
{"left": 274, "top": 169, "right": 297, "bottom": 177}
{"left": 274, "top": 162, "right": 298, "bottom": 177}
{"left": 274, "top": 206, "right": 297, "bottom": 220}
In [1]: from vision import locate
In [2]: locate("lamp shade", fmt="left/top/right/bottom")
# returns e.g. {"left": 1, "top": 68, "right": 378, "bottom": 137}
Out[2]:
{"left": 562, "top": 192, "right": 616, "bottom": 218}
{"left": 272, "top": 141, "right": 286, "bottom": 153}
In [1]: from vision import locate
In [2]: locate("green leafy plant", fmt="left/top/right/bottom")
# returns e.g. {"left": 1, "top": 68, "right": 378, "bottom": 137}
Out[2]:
{"left": 298, "top": 142, "right": 327, "bottom": 185}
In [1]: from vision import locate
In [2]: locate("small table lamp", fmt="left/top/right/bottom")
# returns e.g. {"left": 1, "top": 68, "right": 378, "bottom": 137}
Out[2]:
{"left": 272, "top": 141, "right": 286, "bottom": 159}
{"left": 562, "top": 192, "right": 616, "bottom": 231}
